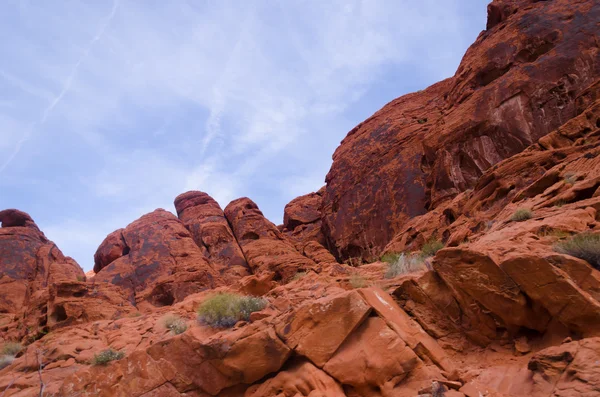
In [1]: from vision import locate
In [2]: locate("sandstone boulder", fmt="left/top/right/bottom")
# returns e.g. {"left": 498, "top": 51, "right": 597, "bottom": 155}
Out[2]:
{"left": 0, "top": 209, "right": 84, "bottom": 341}
{"left": 274, "top": 290, "right": 371, "bottom": 367}
{"left": 175, "top": 191, "right": 250, "bottom": 282}
{"left": 224, "top": 198, "right": 317, "bottom": 281}
{"left": 93, "top": 209, "right": 221, "bottom": 307}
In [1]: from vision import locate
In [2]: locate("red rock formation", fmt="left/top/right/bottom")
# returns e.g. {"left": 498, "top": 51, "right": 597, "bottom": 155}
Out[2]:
{"left": 224, "top": 197, "right": 317, "bottom": 281}
{"left": 0, "top": 209, "right": 85, "bottom": 340}
{"left": 282, "top": 187, "right": 338, "bottom": 264}
{"left": 283, "top": 187, "right": 326, "bottom": 245}
{"left": 321, "top": 0, "right": 600, "bottom": 260}
{"left": 93, "top": 209, "right": 221, "bottom": 308}
{"left": 174, "top": 191, "right": 250, "bottom": 281}
{"left": 2, "top": 1, "right": 600, "bottom": 396}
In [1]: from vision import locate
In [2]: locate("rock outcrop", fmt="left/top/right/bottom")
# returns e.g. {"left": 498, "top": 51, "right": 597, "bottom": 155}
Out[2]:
{"left": 224, "top": 198, "right": 318, "bottom": 281}
{"left": 174, "top": 191, "right": 251, "bottom": 282}
{"left": 2, "top": 0, "right": 600, "bottom": 396}
{"left": 282, "top": 187, "right": 338, "bottom": 264}
{"left": 321, "top": 0, "right": 600, "bottom": 260}
{"left": 0, "top": 210, "right": 134, "bottom": 342}
{"left": 93, "top": 209, "right": 222, "bottom": 309}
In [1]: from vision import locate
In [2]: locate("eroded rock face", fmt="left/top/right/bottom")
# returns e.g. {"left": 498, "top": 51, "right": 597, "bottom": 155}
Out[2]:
{"left": 283, "top": 187, "right": 326, "bottom": 244}
{"left": 174, "top": 191, "right": 250, "bottom": 282}
{"left": 3, "top": 1, "right": 600, "bottom": 396}
{"left": 0, "top": 209, "right": 85, "bottom": 340}
{"left": 246, "top": 360, "right": 345, "bottom": 397}
{"left": 322, "top": 0, "right": 600, "bottom": 260}
{"left": 51, "top": 287, "right": 456, "bottom": 396}
{"left": 224, "top": 198, "right": 317, "bottom": 281}
{"left": 282, "top": 187, "right": 338, "bottom": 264}
{"left": 93, "top": 209, "right": 221, "bottom": 308}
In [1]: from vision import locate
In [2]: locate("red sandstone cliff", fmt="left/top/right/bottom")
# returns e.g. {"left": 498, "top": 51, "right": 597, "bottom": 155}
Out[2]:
{"left": 321, "top": 0, "right": 600, "bottom": 260}
{"left": 1, "top": 0, "right": 600, "bottom": 396}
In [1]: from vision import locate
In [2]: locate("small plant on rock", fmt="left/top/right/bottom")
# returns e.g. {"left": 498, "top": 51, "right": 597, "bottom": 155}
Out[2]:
{"left": 197, "top": 293, "right": 267, "bottom": 328}
{"left": 554, "top": 232, "right": 600, "bottom": 269}
{"left": 1, "top": 342, "right": 22, "bottom": 356}
{"left": 421, "top": 238, "right": 444, "bottom": 258}
{"left": 511, "top": 208, "right": 533, "bottom": 222}
{"left": 92, "top": 348, "right": 125, "bottom": 365}
{"left": 291, "top": 271, "right": 307, "bottom": 281}
{"left": 381, "top": 252, "right": 401, "bottom": 264}
{"left": 349, "top": 273, "right": 368, "bottom": 289}
{"left": 564, "top": 172, "right": 577, "bottom": 185}
{"left": 0, "top": 355, "right": 14, "bottom": 370}
{"left": 162, "top": 314, "right": 188, "bottom": 335}
{"left": 554, "top": 199, "right": 567, "bottom": 208}
{"left": 384, "top": 253, "right": 427, "bottom": 279}
{"left": 537, "top": 227, "right": 570, "bottom": 239}
{"left": 346, "top": 257, "right": 364, "bottom": 267}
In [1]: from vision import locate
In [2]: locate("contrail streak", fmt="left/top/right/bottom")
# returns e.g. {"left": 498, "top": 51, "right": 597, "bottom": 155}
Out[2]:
{"left": 0, "top": 0, "right": 120, "bottom": 174}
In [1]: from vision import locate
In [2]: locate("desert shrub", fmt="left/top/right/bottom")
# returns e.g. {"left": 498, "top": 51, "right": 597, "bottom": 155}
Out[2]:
{"left": 554, "top": 199, "right": 567, "bottom": 208}
{"left": 384, "top": 253, "right": 427, "bottom": 279}
{"left": 162, "top": 314, "right": 188, "bottom": 335}
{"left": 92, "top": 348, "right": 125, "bottom": 365}
{"left": 0, "top": 355, "right": 14, "bottom": 370}
{"left": 537, "top": 227, "right": 570, "bottom": 239}
{"left": 1, "top": 342, "right": 22, "bottom": 357}
{"left": 564, "top": 172, "right": 577, "bottom": 185}
{"left": 381, "top": 252, "right": 401, "bottom": 264}
{"left": 554, "top": 232, "right": 600, "bottom": 269}
{"left": 197, "top": 293, "right": 267, "bottom": 328}
{"left": 349, "top": 273, "right": 368, "bottom": 289}
{"left": 346, "top": 257, "right": 364, "bottom": 267}
{"left": 511, "top": 208, "right": 533, "bottom": 222}
{"left": 421, "top": 239, "right": 444, "bottom": 258}
{"left": 291, "top": 271, "right": 307, "bottom": 281}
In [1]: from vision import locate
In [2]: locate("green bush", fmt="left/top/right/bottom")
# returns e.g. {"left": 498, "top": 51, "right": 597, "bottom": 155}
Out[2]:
{"left": 381, "top": 252, "right": 401, "bottom": 264}
{"left": 162, "top": 314, "right": 188, "bottom": 335}
{"left": 92, "top": 348, "right": 125, "bottom": 365}
{"left": 384, "top": 253, "right": 427, "bottom": 279}
{"left": 349, "top": 273, "right": 368, "bottom": 289}
{"left": 0, "top": 355, "right": 14, "bottom": 370}
{"left": 197, "top": 293, "right": 267, "bottom": 328}
{"left": 511, "top": 208, "right": 533, "bottom": 222}
{"left": 421, "top": 239, "right": 444, "bottom": 258}
{"left": 1, "top": 342, "right": 22, "bottom": 357}
{"left": 554, "top": 233, "right": 600, "bottom": 269}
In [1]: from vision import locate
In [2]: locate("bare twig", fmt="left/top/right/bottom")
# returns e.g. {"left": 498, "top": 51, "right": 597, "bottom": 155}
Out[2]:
{"left": 36, "top": 349, "right": 46, "bottom": 397}
{"left": 0, "top": 377, "right": 18, "bottom": 397}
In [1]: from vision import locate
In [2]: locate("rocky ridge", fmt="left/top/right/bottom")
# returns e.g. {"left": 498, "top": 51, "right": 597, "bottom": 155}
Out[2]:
{"left": 1, "top": 0, "right": 600, "bottom": 396}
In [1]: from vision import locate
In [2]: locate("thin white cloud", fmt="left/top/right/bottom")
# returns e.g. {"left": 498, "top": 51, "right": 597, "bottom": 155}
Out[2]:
{"left": 0, "top": 0, "right": 120, "bottom": 175}
{"left": 41, "top": 0, "right": 120, "bottom": 125}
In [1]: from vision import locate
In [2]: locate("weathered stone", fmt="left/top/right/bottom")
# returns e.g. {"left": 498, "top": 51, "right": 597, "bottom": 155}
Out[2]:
{"left": 224, "top": 198, "right": 317, "bottom": 281}
{"left": 275, "top": 290, "right": 371, "bottom": 367}
{"left": 175, "top": 191, "right": 250, "bottom": 282}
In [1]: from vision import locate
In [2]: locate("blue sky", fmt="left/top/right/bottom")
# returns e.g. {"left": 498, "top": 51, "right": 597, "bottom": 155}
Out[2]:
{"left": 0, "top": 0, "right": 489, "bottom": 271}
